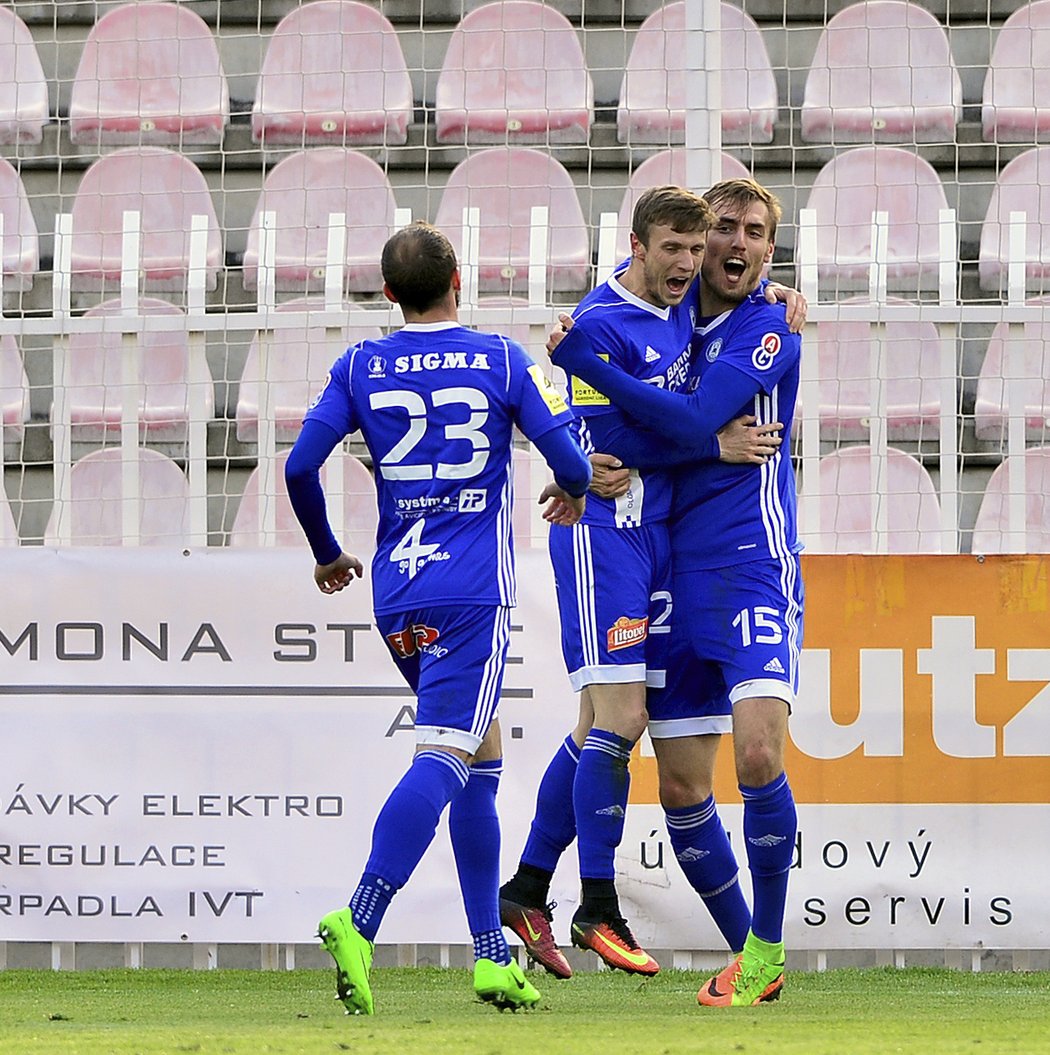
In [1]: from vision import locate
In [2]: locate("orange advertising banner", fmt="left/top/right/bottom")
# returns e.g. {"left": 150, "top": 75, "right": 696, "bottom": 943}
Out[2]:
{"left": 631, "top": 554, "right": 1050, "bottom": 806}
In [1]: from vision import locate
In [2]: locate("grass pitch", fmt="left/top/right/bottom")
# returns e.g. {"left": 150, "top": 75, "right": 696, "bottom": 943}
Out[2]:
{"left": 2, "top": 965, "right": 1049, "bottom": 1055}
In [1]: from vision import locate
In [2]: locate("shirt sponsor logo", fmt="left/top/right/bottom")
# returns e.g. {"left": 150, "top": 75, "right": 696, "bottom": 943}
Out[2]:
{"left": 458, "top": 489, "right": 486, "bottom": 512}
{"left": 752, "top": 332, "right": 781, "bottom": 371}
{"left": 607, "top": 615, "right": 648, "bottom": 652}
{"left": 570, "top": 355, "right": 610, "bottom": 406}
{"left": 526, "top": 363, "right": 569, "bottom": 415}
{"left": 393, "top": 352, "right": 490, "bottom": 374}
{"left": 385, "top": 623, "right": 448, "bottom": 660}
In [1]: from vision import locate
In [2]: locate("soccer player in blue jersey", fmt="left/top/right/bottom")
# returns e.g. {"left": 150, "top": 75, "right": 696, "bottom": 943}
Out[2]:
{"left": 550, "top": 178, "right": 802, "bottom": 1007}
{"left": 284, "top": 221, "right": 592, "bottom": 1015}
{"left": 498, "top": 186, "right": 789, "bottom": 979}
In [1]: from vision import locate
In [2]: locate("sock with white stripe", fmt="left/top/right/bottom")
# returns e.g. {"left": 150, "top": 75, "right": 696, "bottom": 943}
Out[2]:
{"left": 741, "top": 772, "right": 796, "bottom": 945}
{"left": 664, "top": 796, "right": 751, "bottom": 953}
{"left": 449, "top": 758, "right": 511, "bottom": 965}
{"left": 574, "top": 728, "right": 633, "bottom": 886}
{"left": 519, "top": 734, "right": 580, "bottom": 875}
{"left": 351, "top": 749, "right": 469, "bottom": 941}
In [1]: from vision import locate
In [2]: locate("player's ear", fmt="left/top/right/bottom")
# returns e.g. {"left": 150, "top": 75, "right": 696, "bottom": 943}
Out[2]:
{"left": 451, "top": 268, "right": 462, "bottom": 292}
{"left": 382, "top": 283, "right": 398, "bottom": 304}
{"left": 629, "top": 231, "right": 645, "bottom": 260}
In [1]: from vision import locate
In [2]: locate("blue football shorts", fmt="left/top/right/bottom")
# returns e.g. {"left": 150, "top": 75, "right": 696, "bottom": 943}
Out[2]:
{"left": 548, "top": 521, "right": 672, "bottom": 692}
{"left": 375, "top": 603, "right": 511, "bottom": 753}
{"left": 647, "top": 555, "right": 804, "bottom": 739}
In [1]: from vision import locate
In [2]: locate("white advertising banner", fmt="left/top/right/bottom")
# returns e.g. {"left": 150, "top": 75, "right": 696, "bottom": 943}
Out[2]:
{"left": 1, "top": 549, "right": 1048, "bottom": 950}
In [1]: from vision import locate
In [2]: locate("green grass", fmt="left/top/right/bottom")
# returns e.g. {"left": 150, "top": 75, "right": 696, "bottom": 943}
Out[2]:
{"left": 1, "top": 966, "right": 1049, "bottom": 1055}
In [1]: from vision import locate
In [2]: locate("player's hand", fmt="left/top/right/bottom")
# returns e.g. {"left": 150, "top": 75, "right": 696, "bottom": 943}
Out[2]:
{"left": 717, "top": 414, "right": 783, "bottom": 465}
{"left": 314, "top": 552, "right": 363, "bottom": 594}
{"left": 589, "top": 452, "right": 631, "bottom": 499}
{"left": 539, "top": 482, "right": 586, "bottom": 526}
{"left": 546, "top": 312, "right": 574, "bottom": 357}
{"left": 765, "top": 282, "right": 807, "bottom": 333}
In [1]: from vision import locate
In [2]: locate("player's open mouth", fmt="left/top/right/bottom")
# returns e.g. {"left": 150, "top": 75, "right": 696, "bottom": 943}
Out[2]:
{"left": 723, "top": 258, "right": 747, "bottom": 281}
{"left": 666, "top": 276, "right": 689, "bottom": 295}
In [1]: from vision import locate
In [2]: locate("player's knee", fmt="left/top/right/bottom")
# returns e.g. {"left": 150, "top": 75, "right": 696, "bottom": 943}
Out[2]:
{"left": 735, "top": 740, "right": 782, "bottom": 788}
{"left": 657, "top": 769, "right": 712, "bottom": 810}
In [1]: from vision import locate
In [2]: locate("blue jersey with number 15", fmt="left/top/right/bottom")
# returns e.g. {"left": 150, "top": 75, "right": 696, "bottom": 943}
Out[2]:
{"left": 304, "top": 321, "right": 576, "bottom": 615}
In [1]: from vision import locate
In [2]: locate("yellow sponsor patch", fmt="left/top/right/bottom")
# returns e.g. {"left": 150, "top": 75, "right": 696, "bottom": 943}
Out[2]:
{"left": 527, "top": 363, "right": 570, "bottom": 415}
{"left": 569, "top": 354, "right": 610, "bottom": 406}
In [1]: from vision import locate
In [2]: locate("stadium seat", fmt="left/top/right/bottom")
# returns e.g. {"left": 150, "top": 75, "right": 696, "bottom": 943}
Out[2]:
{"left": 229, "top": 447, "right": 378, "bottom": 552}
{"left": 435, "top": 0, "right": 593, "bottom": 145}
{"left": 613, "top": 149, "right": 751, "bottom": 262}
{"left": 69, "top": 147, "right": 221, "bottom": 292}
{"left": 798, "top": 147, "right": 950, "bottom": 293}
{"left": 808, "top": 298, "right": 944, "bottom": 441}
{"left": 1, "top": 333, "right": 29, "bottom": 443}
{"left": 235, "top": 298, "right": 382, "bottom": 443}
{"left": 252, "top": 0, "right": 412, "bottom": 147}
{"left": 978, "top": 147, "right": 1050, "bottom": 294}
{"left": 982, "top": 0, "right": 1050, "bottom": 142}
{"left": 815, "top": 445, "right": 942, "bottom": 553}
{"left": 0, "top": 6, "right": 48, "bottom": 145}
{"left": 617, "top": 1, "right": 778, "bottom": 146}
{"left": 0, "top": 156, "right": 39, "bottom": 291}
{"left": 63, "top": 298, "right": 214, "bottom": 444}
{"left": 972, "top": 446, "right": 1050, "bottom": 553}
{"left": 242, "top": 148, "right": 398, "bottom": 294}
{"left": 433, "top": 147, "right": 590, "bottom": 294}
{"left": 44, "top": 447, "right": 191, "bottom": 546}
{"left": 801, "top": 0, "right": 961, "bottom": 143}
{"left": 973, "top": 298, "right": 1050, "bottom": 442}
{"left": 0, "top": 485, "right": 17, "bottom": 545}
{"left": 69, "top": 2, "right": 229, "bottom": 146}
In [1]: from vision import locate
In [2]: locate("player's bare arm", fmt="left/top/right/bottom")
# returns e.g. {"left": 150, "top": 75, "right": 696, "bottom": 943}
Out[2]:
{"left": 763, "top": 283, "right": 807, "bottom": 333}
{"left": 313, "top": 551, "right": 364, "bottom": 594}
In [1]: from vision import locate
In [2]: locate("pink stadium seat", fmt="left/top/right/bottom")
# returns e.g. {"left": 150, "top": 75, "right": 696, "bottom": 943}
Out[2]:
{"left": 978, "top": 147, "right": 1050, "bottom": 294}
{"left": 807, "top": 298, "right": 943, "bottom": 441}
{"left": 0, "top": 157, "right": 39, "bottom": 291}
{"left": 617, "top": 2, "right": 778, "bottom": 146}
{"left": 252, "top": 0, "right": 412, "bottom": 147}
{"left": 973, "top": 298, "right": 1050, "bottom": 442}
{"left": 798, "top": 147, "right": 950, "bottom": 293}
{"left": 242, "top": 148, "right": 397, "bottom": 294}
{"left": 801, "top": 1, "right": 961, "bottom": 144}
{"left": 69, "top": 147, "right": 221, "bottom": 292}
{"left": 230, "top": 447, "right": 378, "bottom": 552}
{"left": 69, "top": 2, "right": 229, "bottom": 146}
{"left": 1, "top": 333, "right": 29, "bottom": 443}
{"left": 0, "top": 7, "right": 48, "bottom": 145}
{"left": 982, "top": 0, "right": 1050, "bottom": 142}
{"left": 613, "top": 149, "right": 751, "bottom": 261}
{"left": 64, "top": 298, "right": 214, "bottom": 444}
{"left": 434, "top": 147, "right": 590, "bottom": 294}
{"left": 45, "top": 447, "right": 191, "bottom": 546}
{"left": 816, "top": 445, "right": 941, "bottom": 553}
{"left": 972, "top": 447, "right": 1050, "bottom": 553}
{"left": 236, "top": 298, "right": 382, "bottom": 443}
{"left": 435, "top": 1, "right": 593, "bottom": 145}
{"left": 0, "top": 487, "right": 17, "bottom": 545}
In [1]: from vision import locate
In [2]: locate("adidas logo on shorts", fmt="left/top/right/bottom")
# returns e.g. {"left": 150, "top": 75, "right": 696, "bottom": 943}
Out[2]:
{"left": 763, "top": 657, "right": 786, "bottom": 674}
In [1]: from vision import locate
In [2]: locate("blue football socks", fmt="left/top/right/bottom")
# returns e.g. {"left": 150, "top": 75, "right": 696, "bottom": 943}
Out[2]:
{"left": 350, "top": 749, "right": 470, "bottom": 941}
{"left": 450, "top": 758, "right": 511, "bottom": 965}
{"left": 519, "top": 734, "right": 580, "bottom": 875}
{"left": 574, "top": 728, "right": 633, "bottom": 881}
{"left": 664, "top": 796, "right": 752, "bottom": 952}
{"left": 741, "top": 772, "right": 797, "bottom": 945}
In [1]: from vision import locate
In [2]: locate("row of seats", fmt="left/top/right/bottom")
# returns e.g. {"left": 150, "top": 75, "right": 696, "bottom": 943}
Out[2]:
{"left": 4, "top": 296, "right": 1049, "bottom": 447}
{"left": 4, "top": 1, "right": 1050, "bottom": 150}
{"left": 3, "top": 444, "right": 1048, "bottom": 554}
{"left": 5, "top": 143, "right": 1050, "bottom": 297}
